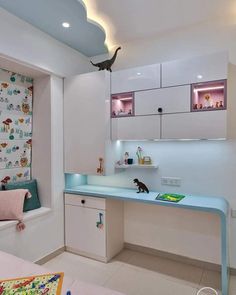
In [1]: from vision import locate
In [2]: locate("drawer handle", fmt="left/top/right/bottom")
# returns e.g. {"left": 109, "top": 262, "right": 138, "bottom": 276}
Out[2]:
{"left": 81, "top": 199, "right": 85, "bottom": 204}
{"left": 158, "top": 107, "right": 163, "bottom": 113}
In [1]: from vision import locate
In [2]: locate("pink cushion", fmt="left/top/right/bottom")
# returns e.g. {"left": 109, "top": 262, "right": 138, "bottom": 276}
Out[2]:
{"left": 0, "top": 189, "right": 29, "bottom": 222}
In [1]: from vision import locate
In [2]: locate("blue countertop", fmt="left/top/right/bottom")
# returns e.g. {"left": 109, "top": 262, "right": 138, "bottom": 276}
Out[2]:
{"left": 65, "top": 185, "right": 229, "bottom": 217}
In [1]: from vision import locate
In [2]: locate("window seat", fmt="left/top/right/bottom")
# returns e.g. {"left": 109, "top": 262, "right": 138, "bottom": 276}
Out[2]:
{"left": 0, "top": 207, "right": 51, "bottom": 231}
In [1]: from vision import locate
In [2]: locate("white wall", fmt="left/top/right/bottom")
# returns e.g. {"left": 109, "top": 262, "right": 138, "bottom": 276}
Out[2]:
{"left": 89, "top": 17, "right": 236, "bottom": 267}
{"left": 0, "top": 8, "right": 93, "bottom": 77}
{"left": 0, "top": 9, "right": 92, "bottom": 261}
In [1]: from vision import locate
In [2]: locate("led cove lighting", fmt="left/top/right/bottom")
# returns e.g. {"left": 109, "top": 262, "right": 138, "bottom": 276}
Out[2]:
{"left": 194, "top": 86, "right": 224, "bottom": 92}
{"left": 119, "top": 97, "right": 132, "bottom": 101}
{"left": 62, "top": 22, "right": 70, "bottom": 28}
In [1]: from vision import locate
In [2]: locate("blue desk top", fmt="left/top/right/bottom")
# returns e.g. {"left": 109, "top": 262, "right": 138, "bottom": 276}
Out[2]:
{"left": 64, "top": 185, "right": 229, "bottom": 217}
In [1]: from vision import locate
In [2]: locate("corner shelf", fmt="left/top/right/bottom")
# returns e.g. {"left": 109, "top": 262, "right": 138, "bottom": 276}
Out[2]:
{"left": 115, "top": 164, "right": 158, "bottom": 169}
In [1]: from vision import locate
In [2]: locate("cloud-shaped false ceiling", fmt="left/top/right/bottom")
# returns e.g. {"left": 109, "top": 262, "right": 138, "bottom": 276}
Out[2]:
{"left": 0, "top": 0, "right": 107, "bottom": 57}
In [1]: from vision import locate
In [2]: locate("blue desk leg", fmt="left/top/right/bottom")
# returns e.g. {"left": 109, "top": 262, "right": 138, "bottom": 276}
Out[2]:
{"left": 221, "top": 215, "right": 229, "bottom": 295}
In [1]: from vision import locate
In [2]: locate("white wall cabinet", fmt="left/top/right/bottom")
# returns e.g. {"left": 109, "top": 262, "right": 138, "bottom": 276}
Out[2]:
{"left": 112, "top": 115, "right": 161, "bottom": 140}
{"left": 135, "top": 85, "right": 190, "bottom": 115}
{"left": 64, "top": 71, "right": 117, "bottom": 175}
{"left": 162, "top": 52, "right": 228, "bottom": 87}
{"left": 162, "top": 110, "right": 227, "bottom": 139}
{"left": 111, "top": 64, "right": 161, "bottom": 94}
{"left": 65, "top": 194, "right": 124, "bottom": 262}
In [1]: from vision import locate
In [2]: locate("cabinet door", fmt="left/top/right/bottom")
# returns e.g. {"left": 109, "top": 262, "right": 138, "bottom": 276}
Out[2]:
{"left": 112, "top": 116, "right": 161, "bottom": 140}
{"left": 135, "top": 85, "right": 190, "bottom": 115}
{"left": 111, "top": 64, "right": 160, "bottom": 94}
{"left": 162, "top": 52, "right": 228, "bottom": 87}
{"left": 64, "top": 71, "right": 110, "bottom": 175}
{"left": 65, "top": 205, "right": 106, "bottom": 258}
{"left": 162, "top": 110, "right": 227, "bottom": 139}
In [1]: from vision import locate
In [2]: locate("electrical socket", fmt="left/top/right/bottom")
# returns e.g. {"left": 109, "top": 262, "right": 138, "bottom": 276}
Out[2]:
{"left": 161, "top": 177, "right": 181, "bottom": 187}
{"left": 231, "top": 209, "right": 236, "bottom": 218}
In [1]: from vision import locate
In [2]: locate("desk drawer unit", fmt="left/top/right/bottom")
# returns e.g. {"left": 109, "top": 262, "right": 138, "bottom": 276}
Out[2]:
{"left": 65, "top": 193, "right": 124, "bottom": 262}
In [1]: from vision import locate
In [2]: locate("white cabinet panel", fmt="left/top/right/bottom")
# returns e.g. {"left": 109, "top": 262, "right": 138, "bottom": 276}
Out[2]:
{"left": 162, "top": 52, "right": 228, "bottom": 87}
{"left": 112, "top": 116, "right": 160, "bottom": 140}
{"left": 65, "top": 205, "right": 106, "bottom": 258}
{"left": 135, "top": 85, "right": 190, "bottom": 115}
{"left": 64, "top": 71, "right": 112, "bottom": 175}
{"left": 111, "top": 64, "right": 160, "bottom": 94}
{"left": 162, "top": 110, "right": 227, "bottom": 139}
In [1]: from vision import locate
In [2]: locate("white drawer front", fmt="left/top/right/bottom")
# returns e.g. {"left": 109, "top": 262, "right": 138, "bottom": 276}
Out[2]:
{"left": 111, "top": 64, "right": 160, "bottom": 94}
{"left": 135, "top": 85, "right": 190, "bottom": 115}
{"left": 162, "top": 52, "right": 228, "bottom": 87}
{"left": 112, "top": 116, "right": 161, "bottom": 140}
{"left": 162, "top": 110, "right": 227, "bottom": 139}
{"left": 65, "top": 194, "right": 106, "bottom": 210}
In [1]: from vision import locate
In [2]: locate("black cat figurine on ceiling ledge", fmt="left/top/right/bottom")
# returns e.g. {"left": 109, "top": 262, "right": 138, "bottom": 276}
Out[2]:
{"left": 90, "top": 47, "right": 121, "bottom": 72}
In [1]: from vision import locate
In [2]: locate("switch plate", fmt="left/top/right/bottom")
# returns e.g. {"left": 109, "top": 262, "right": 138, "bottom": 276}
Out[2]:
{"left": 231, "top": 209, "right": 236, "bottom": 218}
{"left": 161, "top": 177, "right": 181, "bottom": 187}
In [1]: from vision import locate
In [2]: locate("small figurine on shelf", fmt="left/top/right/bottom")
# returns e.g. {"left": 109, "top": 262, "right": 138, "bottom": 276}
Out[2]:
{"left": 219, "top": 101, "right": 224, "bottom": 108}
{"left": 124, "top": 152, "right": 129, "bottom": 165}
{"left": 133, "top": 178, "right": 149, "bottom": 193}
{"left": 215, "top": 101, "right": 219, "bottom": 108}
{"left": 204, "top": 94, "right": 212, "bottom": 108}
{"left": 112, "top": 110, "right": 116, "bottom": 116}
{"left": 128, "top": 109, "right": 132, "bottom": 115}
{"left": 199, "top": 103, "right": 203, "bottom": 109}
{"left": 118, "top": 109, "right": 124, "bottom": 115}
{"left": 193, "top": 104, "right": 198, "bottom": 110}
{"left": 143, "top": 156, "right": 152, "bottom": 165}
{"left": 136, "top": 146, "right": 143, "bottom": 164}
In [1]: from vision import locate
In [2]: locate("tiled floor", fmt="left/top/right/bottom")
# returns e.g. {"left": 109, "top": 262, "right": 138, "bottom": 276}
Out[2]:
{"left": 43, "top": 250, "right": 236, "bottom": 295}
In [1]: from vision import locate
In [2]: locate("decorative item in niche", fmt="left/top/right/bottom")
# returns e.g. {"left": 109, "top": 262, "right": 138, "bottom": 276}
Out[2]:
{"left": 111, "top": 92, "right": 134, "bottom": 118}
{"left": 90, "top": 47, "right": 121, "bottom": 72}
{"left": 0, "top": 68, "right": 33, "bottom": 184}
{"left": 192, "top": 80, "right": 226, "bottom": 112}
{"left": 133, "top": 178, "right": 149, "bottom": 193}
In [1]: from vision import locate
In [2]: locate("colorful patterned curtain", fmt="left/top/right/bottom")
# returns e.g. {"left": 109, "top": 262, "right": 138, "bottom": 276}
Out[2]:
{"left": 0, "top": 68, "right": 33, "bottom": 185}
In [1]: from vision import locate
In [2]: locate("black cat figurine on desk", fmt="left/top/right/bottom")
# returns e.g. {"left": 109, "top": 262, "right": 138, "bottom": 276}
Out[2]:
{"left": 90, "top": 47, "right": 121, "bottom": 72}
{"left": 133, "top": 178, "right": 149, "bottom": 194}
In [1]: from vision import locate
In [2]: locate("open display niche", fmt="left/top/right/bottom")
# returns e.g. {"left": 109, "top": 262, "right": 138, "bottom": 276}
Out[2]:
{"left": 191, "top": 80, "right": 226, "bottom": 112}
{"left": 111, "top": 92, "right": 134, "bottom": 118}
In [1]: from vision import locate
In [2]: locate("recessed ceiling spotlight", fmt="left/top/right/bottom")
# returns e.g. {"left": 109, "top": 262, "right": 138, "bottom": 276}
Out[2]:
{"left": 197, "top": 74, "right": 203, "bottom": 79}
{"left": 137, "top": 72, "right": 141, "bottom": 76}
{"left": 62, "top": 22, "right": 70, "bottom": 28}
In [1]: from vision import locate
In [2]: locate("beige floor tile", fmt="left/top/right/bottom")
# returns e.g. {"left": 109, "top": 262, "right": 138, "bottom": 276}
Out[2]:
{"left": 103, "top": 265, "right": 141, "bottom": 295}
{"left": 112, "top": 249, "right": 136, "bottom": 264}
{"left": 127, "top": 251, "right": 203, "bottom": 287}
{"left": 135, "top": 271, "right": 198, "bottom": 295}
{"left": 199, "top": 270, "right": 221, "bottom": 293}
{"left": 43, "top": 251, "right": 122, "bottom": 286}
{"left": 43, "top": 250, "right": 206, "bottom": 295}
{"left": 105, "top": 264, "right": 197, "bottom": 295}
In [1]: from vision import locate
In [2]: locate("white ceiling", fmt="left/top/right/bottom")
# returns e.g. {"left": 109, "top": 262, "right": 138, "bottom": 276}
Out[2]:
{"left": 84, "top": 0, "right": 236, "bottom": 48}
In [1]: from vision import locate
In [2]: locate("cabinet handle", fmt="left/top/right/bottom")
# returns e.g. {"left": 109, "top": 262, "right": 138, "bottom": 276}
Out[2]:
{"left": 97, "top": 157, "right": 104, "bottom": 174}
{"left": 96, "top": 212, "right": 104, "bottom": 229}
{"left": 158, "top": 107, "right": 163, "bottom": 113}
{"left": 81, "top": 199, "right": 85, "bottom": 204}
